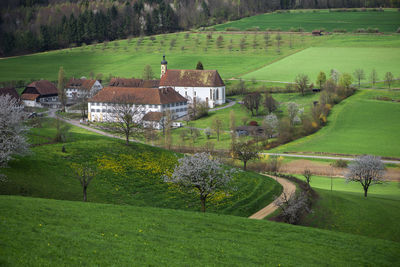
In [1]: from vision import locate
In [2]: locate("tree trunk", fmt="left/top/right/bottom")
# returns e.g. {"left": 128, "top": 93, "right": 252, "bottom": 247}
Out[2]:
{"left": 83, "top": 185, "right": 87, "bottom": 202}
{"left": 125, "top": 134, "right": 129, "bottom": 145}
{"left": 243, "top": 160, "right": 247, "bottom": 171}
{"left": 200, "top": 196, "right": 206, "bottom": 212}
{"left": 364, "top": 187, "right": 368, "bottom": 197}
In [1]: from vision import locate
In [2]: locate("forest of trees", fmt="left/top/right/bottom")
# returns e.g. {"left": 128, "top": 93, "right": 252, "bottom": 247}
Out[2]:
{"left": 0, "top": 0, "right": 398, "bottom": 56}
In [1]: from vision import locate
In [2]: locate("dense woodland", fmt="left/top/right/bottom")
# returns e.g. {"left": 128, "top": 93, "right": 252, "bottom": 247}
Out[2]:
{"left": 0, "top": 0, "right": 399, "bottom": 56}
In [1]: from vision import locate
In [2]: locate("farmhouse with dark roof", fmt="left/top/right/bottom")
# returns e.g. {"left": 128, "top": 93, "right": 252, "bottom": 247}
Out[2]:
{"left": 21, "top": 80, "right": 58, "bottom": 107}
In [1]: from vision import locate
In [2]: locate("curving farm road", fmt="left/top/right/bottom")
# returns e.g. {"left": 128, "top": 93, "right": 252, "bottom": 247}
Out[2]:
{"left": 249, "top": 175, "right": 296, "bottom": 220}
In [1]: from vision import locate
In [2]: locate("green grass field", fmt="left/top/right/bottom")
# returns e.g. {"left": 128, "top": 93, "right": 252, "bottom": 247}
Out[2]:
{"left": 1, "top": 195, "right": 399, "bottom": 266}
{"left": 272, "top": 90, "right": 400, "bottom": 157}
{"left": 295, "top": 175, "right": 400, "bottom": 242}
{"left": 0, "top": 32, "right": 312, "bottom": 83}
{"left": 242, "top": 47, "right": 400, "bottom": 82}
{"left": 0, "top": 118, "right": 281, "bottom": 217}
{"left": 215, "top": 9, "right": 400, "bottom": 32}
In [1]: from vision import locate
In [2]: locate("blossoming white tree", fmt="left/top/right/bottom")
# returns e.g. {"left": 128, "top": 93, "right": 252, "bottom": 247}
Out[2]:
{"left": 0, "top": 94, "right": 29, "bottom": 181}
{"left": 164, "top": 153, "right": 234, "bottom": 212}
{"left": 345, "top": 155, "right": 385, "bottom": 197}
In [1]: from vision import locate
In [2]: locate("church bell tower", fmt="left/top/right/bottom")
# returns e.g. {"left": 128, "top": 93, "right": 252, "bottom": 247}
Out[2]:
{"left": 161, "top": 54, "right": 167, "bottom": 78}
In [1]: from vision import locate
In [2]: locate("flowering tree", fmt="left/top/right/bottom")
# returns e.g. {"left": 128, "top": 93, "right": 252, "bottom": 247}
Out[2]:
{"left": 263, "top": 113, "right": 278, "bottom": 138}
{"left": 345, "top": 155, "right": 385, "bottom": 197}
{"left": 0, "top": 94, "right": 29, "bottom": 181}
{"left": 164, "top": 153, "right": 234, "bottom": 212}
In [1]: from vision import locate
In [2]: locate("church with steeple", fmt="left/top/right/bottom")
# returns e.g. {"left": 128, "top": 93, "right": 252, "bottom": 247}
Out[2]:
{"left": 159, "top": 55, "right": 226, "bottom": 108}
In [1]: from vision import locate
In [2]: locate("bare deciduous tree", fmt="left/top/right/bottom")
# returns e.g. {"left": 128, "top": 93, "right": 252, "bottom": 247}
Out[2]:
{"left": 212, "top": 118, "right": 223, "bottom": 141}
{"left": 345, "top": 155, "right": 385, "bottom": 197}
{"left": 0, "top": 94, "right": 29, "bottom": 180}
{"left": 370, "top": 69, "right": 378, "bottom": 88}
{"left": 243, "top": 92, "right": 262, "bottom": 116}
{"left": 142, "top": 64, "right": 154, "bottom": 80}
{"left": 287, "top": 102, "right": 302, "bottom": 126}
{"left": 164, "top": 153, "right": 234, "bottom": 212}
{"left": 232, "top": 142, "right": 259, "bottom": 171}
{"left": 303, "top": 168, "right": 312, "bottom": 186}
{"left": 295, "top": 74, "right": 310, "bottom": 96}
{"left": 57, "top": 66, "right": 67, "bottom": 112}
{"left": 70, "top": 162, "right": 97, "bottom": 202}
{"left": 384, "top": 72, "right": 394, "bottom": 89}
{"left": 263, "top": 92, "right": 278, "bottom": 113}
{"left": 353, "top": 68, "right": 365, "bottom": 89}
{"left": 108, "top": 98, "right": 144, "bottom": 145}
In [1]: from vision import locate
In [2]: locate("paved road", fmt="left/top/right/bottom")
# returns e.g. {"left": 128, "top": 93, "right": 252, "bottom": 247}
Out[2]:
{"left": 209, "top": 100, "right": 236, "bottom": 112}
{"left": 262, "top": 153, "right": 400, "bottom": 165}
{"left": 249, "top": 174, "right": 296, "bottom": 220}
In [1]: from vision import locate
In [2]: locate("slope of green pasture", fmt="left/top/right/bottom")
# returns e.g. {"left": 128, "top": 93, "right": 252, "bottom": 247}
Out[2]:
{"left": 0, "top": 32, "right": 311, "bottom": 82}
{"left": 0, "top": 118, "right": 281, "bottom": 217}
{"left": 297, "top": 177, "right": 400, "bottom": 242}
{"left": 1, "top": 195, "right": 399, "bottom": 266}
{"left": 272, "top": 90, "right": 400, "bottom": 157}
{"left": 215, "top": 9, "right": 400, "bottom": 32}
{"left": 242, "top": 47, "right": 400, "bottom": 82}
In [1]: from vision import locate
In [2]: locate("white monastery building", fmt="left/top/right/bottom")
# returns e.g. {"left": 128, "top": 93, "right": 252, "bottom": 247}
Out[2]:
{"left": 65, "top": 78, "right": 103, "bottom": 101}
{"left": 87, "top": 86, "right": 188, "bottom": 129}
{"left": 159, "top": 55, "right": 226, "bottom": 108}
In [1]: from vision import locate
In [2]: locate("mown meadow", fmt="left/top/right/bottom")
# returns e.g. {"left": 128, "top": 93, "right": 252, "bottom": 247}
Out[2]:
{"left": 0, "top": 195, "right": 399, "bottom": 266}
{"left": 215, "top": 9, "right": 400, "bottom": 33}
{"left": 295, "top": 175, "right": 400, "bottom": 242}
{"left": 272, "top": 90, "right": 400, "bottom": 158}
{"left": 0, "top": 118, "right": 281, "bottom": 217}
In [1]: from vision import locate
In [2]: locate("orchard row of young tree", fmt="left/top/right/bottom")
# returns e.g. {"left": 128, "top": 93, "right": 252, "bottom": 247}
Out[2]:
{"left": 3, "top": 0, "right": 399, "bottom": 56}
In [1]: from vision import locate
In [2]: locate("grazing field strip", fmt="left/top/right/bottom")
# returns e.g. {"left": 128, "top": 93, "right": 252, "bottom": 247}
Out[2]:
{"left": 242, "top": 47, "right": 400, "bottom": 82}
{"left": 272, "top": 90, "right": 400, "bottom": 158}
{"left": 215, "top": 10, "right": 400, "bottom": 33}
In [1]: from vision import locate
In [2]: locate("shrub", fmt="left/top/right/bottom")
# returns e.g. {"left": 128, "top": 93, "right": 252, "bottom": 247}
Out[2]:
{"left": 354, "top": 28, "right": 367, "bottom": 33}
{"left": 289, "top": 27, "right": 305, "bottom": 32}
{"left": 246, "top": 26, "right": 260, "bottom": 31}
{"left": 367, "top": 27, "right": 379, "bottom": 33}
{"left": 225, "top": 27, "right": 240, "bottom": 31}
{"left": 331, "top": 159, "right": 348, "bottom": 168}
{"left": 333, "top": 29, "right": 347, "bottom": 33}
{"left": 249, "top": 121, "right": 258, "bottom": 126}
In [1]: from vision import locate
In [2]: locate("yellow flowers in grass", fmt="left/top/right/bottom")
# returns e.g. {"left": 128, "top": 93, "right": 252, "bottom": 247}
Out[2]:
{"left": 97, "top": 152, "right": 177, "bottom": 177}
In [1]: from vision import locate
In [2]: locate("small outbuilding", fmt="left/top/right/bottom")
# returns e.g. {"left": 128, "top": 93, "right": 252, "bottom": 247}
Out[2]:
{"left": 235, "top": 126, "right": 265, "bottom": 137}
{"left": 312, "top": 30, "right": 322, "bottom": 36}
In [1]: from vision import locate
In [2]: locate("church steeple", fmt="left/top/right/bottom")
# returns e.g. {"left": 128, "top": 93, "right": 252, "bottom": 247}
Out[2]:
{"left": 161, "top": 54, "right": 168, "bottom": 78}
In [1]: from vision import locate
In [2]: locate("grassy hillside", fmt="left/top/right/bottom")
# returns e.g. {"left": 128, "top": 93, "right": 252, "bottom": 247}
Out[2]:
{"left": 1, "top": 195, "right": 399, "bottom": 266}
{"left": 0, "top": 32, "right": 312, "bottom": 83}
{"left": 215, "top": 9, "right": 400, "bottom": 32}
{"left": 295, "top": 175, "right": 400, "bottom": 242}
{"left": 272, "top": 90, "right": 400, "bottom": 157}
{"left": 242, "top": 47, "right": 400, "bottom": 82}
{"left": 0, "top": 118, "right": 281, "bottom": 217}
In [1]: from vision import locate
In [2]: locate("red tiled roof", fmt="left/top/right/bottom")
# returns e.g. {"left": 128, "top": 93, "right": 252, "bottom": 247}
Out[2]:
{"left": 109, "top": 78, "right": 160, "bottom": 88}
{"left": 0, "top": 87, "right": 20, "bottom": 100}
{"left": 24, "top": 80, "right": 58, "bottom": 96}
{"left": 66, "top": 78, "right": 97, "bottom": 91}
{"left": 143, "top": 111, "right": 163, "bottom": 122}
{"left": 88, "top": 87, "right": 187, "bottom": 105}
{"left": 159, "top": 69, "right": 225, "bottom": 87}
{"left": 21, "top": 93, "right": 40, "bottom": 101}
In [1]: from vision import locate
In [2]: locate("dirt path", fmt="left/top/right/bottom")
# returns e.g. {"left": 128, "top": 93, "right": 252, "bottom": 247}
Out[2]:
{"left": 249, "top": 175, "right": 296, "bottom": 220}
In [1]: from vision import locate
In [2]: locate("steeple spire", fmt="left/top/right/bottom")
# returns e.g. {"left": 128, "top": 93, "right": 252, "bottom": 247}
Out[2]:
{"left": 161, "top": 54, "right": 168, "bottom": 78}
